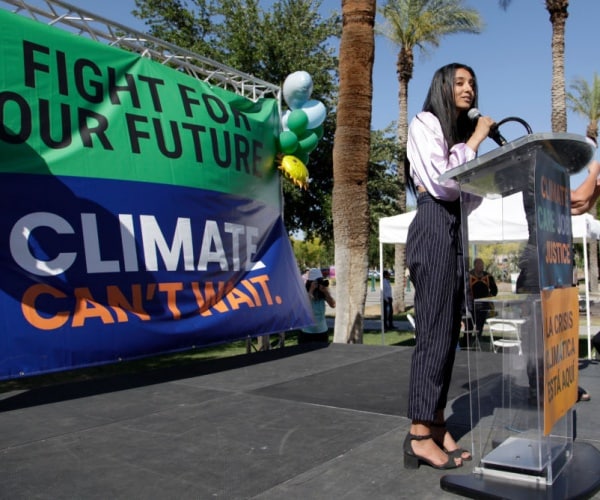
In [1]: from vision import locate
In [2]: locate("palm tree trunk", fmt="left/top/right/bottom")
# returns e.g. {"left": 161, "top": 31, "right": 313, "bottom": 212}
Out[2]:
{"left": 393, "top": 50, "right": 411, "bottom": 312}
{"left": 332, "top": 0, "right": 376, "bottom": 343}
{"left": 547, "top": 0, "right": 569, "bottom": 132}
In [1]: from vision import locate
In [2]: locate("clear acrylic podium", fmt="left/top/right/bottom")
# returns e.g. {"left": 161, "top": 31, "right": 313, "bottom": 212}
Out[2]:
{"left": 438, "top": 133, "right": 600, "bottom": 498}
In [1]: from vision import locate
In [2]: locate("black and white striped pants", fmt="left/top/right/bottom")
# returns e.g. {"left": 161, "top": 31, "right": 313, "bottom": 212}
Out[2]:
{"left": 406, "top": 192, "right": 464, "bottom": 422}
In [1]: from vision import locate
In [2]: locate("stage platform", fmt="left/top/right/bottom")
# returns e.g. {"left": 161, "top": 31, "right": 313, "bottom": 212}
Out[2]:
{"left": 1, "top": 343, "right": 599, "bottom": 499}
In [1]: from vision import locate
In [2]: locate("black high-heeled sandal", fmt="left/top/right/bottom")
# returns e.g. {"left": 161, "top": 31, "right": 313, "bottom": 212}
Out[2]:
{"left": 431, "top": 422, "right": 472, "bottom": 461}
{"left": 403, "top": 433, "right": 462, "bottom": 470}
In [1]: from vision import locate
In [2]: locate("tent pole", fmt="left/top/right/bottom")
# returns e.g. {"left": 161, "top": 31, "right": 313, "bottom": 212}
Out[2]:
{"left": 379, "top": 242, "right": 385, "bottom": 345}
{"left": 583, "top": 231, "right": 592, "bottom": 360}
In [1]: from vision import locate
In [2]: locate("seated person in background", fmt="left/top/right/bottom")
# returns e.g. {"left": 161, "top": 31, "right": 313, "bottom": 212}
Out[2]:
{"left": 468, "top": 258, "right": 498, "bottom": 339}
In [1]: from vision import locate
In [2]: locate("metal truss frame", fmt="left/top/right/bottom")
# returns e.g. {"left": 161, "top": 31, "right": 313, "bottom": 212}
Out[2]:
{"left": 0, "top": 0, "right": 281, "bottom": 102}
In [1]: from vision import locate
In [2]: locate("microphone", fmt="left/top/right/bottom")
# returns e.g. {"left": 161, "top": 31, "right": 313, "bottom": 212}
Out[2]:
{"left": 467, "top": 108, "right": 508, "bottom": 147}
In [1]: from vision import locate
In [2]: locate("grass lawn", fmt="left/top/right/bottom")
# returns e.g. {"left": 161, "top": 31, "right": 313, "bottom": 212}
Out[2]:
{"left": 0, "top": 317, "right": 415, "bottom": 394}
{"left": 2, "top": 310, "right": 595, "bottom": 394}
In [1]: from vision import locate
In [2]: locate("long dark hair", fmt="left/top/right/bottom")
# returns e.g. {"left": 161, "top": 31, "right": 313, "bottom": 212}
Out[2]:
{"left": 405, "top": 62, "right": 479, "bottom": 195}
{"left": 423, "top": 62, "right": 478, "bottom": 147}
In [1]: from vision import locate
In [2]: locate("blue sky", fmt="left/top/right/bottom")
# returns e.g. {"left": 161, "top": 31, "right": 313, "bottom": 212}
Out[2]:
{"left": 68, "top": 0, "right": 600, "bottom": 185}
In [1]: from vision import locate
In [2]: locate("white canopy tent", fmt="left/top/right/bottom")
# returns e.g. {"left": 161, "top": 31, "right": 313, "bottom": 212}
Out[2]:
{"left": 378, "top": 193, "right": 600, "bottom": 358}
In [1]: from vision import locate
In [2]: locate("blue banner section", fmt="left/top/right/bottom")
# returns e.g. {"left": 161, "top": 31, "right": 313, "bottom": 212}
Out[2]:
{"left": 535, "top": 157, "right": 573, "bottom": 289}
{"left": 0, "top": 174, "right": 312, "bottom": 379}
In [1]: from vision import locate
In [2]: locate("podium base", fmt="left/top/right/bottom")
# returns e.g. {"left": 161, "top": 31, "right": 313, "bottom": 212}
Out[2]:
{"left": 440, "top": 442, "right": 600, "bottom": 499}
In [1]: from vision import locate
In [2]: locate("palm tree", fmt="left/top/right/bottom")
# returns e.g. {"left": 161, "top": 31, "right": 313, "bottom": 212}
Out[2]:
{"left": 500, "top": 1, "right": 569, "bottom": 132}
{"left": 567, "top": 74, "right": 600, "bottom": 144}
{"left": 332, "top": 0, "right": 376, "bottom": 344}
{"left": 377, "top": 0, "right": 482, "bottom": 311}
{"left": 567, "top": 73, "right": 600, "bottom": 292}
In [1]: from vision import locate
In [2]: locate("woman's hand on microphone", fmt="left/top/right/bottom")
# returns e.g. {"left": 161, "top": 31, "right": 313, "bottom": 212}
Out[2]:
{"left": 467, "top": 115, "right": 495, "bottom": 152}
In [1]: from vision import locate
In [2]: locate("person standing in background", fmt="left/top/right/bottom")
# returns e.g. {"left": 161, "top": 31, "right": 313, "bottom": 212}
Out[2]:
{"left": 382, "top": 270, "right": 394, "bottom": 331}
{"left": 405, "top": 267, "right": 411, "bottom": 292}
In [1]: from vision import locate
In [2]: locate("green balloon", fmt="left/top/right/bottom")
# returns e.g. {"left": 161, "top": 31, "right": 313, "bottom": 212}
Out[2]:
{"left": 298, "top": 131, "right": 318, "bottom": 153}
{"left": 295, "top": 151, "right": 310, "bottom": 165}
{"left": 287, "top": 109, "right": 309, "bottom": 135}
{"left": 312, "top": 124, "right": 324, "bottom": 140}
{"left": 294, "top": 151, "right": 308, "bottom": 165}
{"left": 278, "top": 130, "right": 298, "bottom": 154}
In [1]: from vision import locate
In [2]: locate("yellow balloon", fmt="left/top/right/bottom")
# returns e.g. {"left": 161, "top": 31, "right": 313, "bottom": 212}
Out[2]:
{"left": 278, "top": 155, "right": 309, "bottom": 190}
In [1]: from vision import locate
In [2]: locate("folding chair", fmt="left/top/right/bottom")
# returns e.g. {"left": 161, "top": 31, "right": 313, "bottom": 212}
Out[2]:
{"left": 486, "top": 318, "right": 522, "bottom": 355}
{"left": 406, "top": 313, "right": 416, "bottom": 338}
{"left": 461, "top": 310, "right": 480, "bottom": 351}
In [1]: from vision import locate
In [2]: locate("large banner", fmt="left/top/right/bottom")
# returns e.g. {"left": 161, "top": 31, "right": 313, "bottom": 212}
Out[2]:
{"left": 0, "top": 10, "right": 313, "bottom": 379}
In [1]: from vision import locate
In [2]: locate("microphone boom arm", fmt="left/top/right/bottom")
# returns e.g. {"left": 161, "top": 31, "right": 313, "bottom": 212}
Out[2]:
{"left": 495, "top": 116, "right": 533, "bottom": 136}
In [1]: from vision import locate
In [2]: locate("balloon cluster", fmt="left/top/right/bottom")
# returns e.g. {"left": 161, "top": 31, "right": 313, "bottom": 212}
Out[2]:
{"left": 277, "top": 71, "right": 326, "bottom": 190}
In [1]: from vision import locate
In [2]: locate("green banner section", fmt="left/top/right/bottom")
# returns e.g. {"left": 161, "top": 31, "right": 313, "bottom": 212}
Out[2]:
{"left": 0, "top": 9, "right": 281, "bottom": 205}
